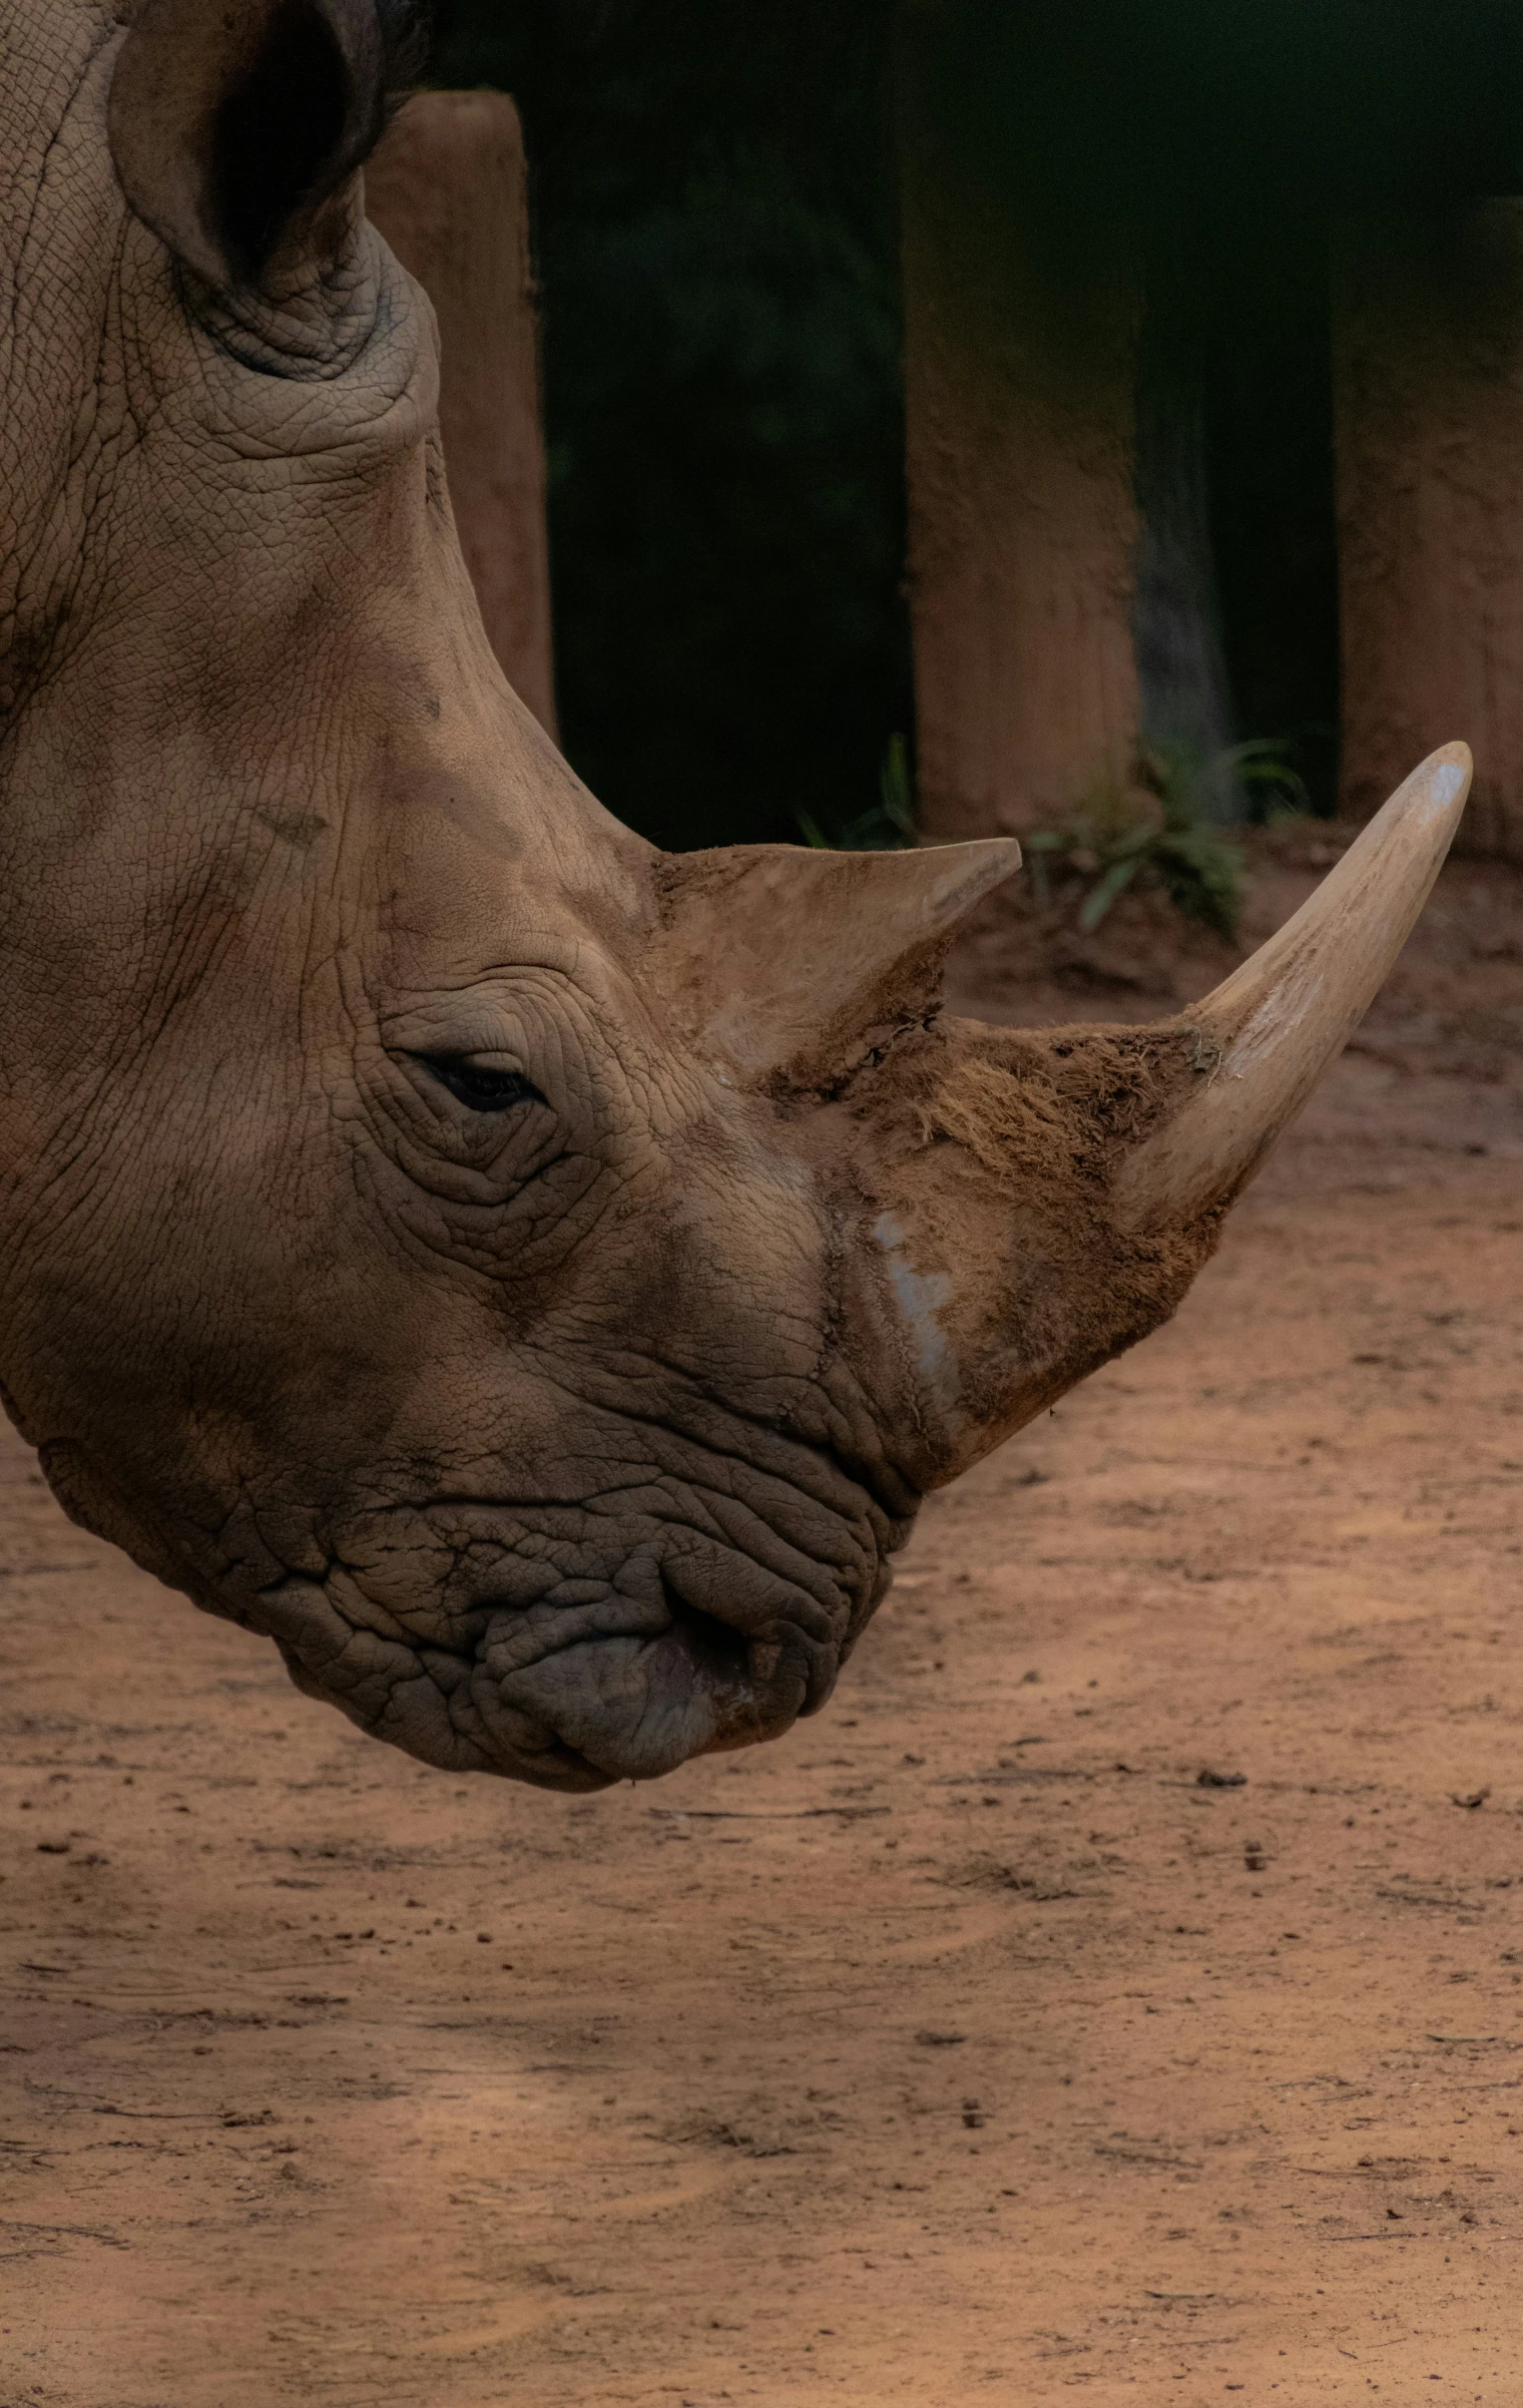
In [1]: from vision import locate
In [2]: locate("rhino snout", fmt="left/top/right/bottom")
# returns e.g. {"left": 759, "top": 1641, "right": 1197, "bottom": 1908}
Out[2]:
{"left": 253, "top": 1529, "right": 869, "bottom": 1792}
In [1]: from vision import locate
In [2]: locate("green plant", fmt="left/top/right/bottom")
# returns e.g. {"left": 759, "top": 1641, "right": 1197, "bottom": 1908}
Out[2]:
{"left": 796, "top": 731, "right": 917, "bottom": 850}
{"left": 1214, "top": 736, "right": 1314, "bottom": 824}
{"left": 1022, "top": 740, "right": 1294, "bottom": 943}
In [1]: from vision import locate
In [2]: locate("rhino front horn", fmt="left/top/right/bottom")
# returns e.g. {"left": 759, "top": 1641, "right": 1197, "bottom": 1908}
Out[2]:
{"left": 1115, "top": 742, "right": 1472, "bottom": 1231}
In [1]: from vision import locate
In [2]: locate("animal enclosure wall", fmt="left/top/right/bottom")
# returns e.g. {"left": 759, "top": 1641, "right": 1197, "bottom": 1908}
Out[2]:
{"left": 419, "top": 0, "right": 1523, "bottom": 855}
{"left": 422, "top": 0, "right": 916, "bottom": 850}
{"left": 896, "top": 9, "right": 1141, "bottom": 843}
{"left": 1334, "top": 204, "right": 1523, "bottom": 865}
{"left": 891, "top": 0, "right": 1344, "bottom": 845}
{"left": 366, "top": 92, "right": 559, "bottom": 739}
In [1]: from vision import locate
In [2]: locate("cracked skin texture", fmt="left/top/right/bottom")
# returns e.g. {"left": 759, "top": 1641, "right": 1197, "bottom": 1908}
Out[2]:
{"left": 0, "top": 0, "right": 1224, "bottom": 1793}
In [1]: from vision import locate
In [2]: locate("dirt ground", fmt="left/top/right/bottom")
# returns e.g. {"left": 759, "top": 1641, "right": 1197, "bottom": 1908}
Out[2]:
{"left": 3, "top": 837, "right": 1523, "bottom": 2407}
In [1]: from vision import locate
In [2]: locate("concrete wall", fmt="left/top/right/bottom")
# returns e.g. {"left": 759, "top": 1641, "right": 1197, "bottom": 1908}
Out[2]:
{"left": 896, "top": 12, "right": 1142, "bottom": 842}
{"left": 367, "top": 92, "right": 558, "bottom": 739}
{"left": 1335, "top": 203, "right": 1523, "bottom": 860}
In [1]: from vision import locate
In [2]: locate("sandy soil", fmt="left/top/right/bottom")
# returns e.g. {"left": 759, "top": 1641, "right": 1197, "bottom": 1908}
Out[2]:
{"left": 3, "top": 844, "right": 1523, "bottom": 2407}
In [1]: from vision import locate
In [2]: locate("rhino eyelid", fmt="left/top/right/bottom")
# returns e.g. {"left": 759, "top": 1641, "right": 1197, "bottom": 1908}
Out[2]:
{"left": 412, "top": 1055, "right": 548, "bottom": 1115}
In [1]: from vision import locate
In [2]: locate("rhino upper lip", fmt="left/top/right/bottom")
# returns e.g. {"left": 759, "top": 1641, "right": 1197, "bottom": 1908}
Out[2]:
{"left": 481, "top": 1565, "right": 829, "bottom": 1707}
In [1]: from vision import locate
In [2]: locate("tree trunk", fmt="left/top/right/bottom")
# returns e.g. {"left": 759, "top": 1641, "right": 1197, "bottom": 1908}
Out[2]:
{"left": 896, "top": 15, "right": 1141, "bottom": 841}
{"left": 1334, "top": 203, "right": 1523, "bottom": 860}
{"left": 366, "top": 92, "right": 559, "bottom": 739}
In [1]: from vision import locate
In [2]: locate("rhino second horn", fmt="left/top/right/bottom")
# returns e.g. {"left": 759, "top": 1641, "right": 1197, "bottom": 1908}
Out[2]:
{"left": 1114, "top": 741, "right": 1472, "bottom": 1233}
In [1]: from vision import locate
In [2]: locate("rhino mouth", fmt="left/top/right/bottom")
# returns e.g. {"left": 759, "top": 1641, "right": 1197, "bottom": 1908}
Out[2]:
{"left": 485, "top": 1582, "right": 824, "bottom": 1790}
{"left": 472, "top": 1564, "right": 843, "bottom": 1791}
{"left": 256, "top": 1547, "right": 859, "bottom": 1795}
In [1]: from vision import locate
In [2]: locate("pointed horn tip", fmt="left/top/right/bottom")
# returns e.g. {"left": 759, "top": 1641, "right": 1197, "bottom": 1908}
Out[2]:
{"left": 973, "top": 831, "right": 1022, "bottom": 882}
{"left": 1317, "top": 737, "right": 1471, "bottom": 904}
{"left": 1429, "top": 737, "right": 1472, "bottom": 775}
{"left": 912, "top": 833, "right": 1022, "bottom": 914}
{"left": 1393, "top": 738, "right": 1472, "bottom": 818}
{"left": 977, "top": 834, "right": 1024, "bottom": 868}
{"left": 1302, "top": 740, "right": 1471, "bottom": 906}
{"left": 1112, "top": 742, "right": 1471, "bottom": 1234}
{"left": 923, "top": 833, "right": 1022, "bottom": 876}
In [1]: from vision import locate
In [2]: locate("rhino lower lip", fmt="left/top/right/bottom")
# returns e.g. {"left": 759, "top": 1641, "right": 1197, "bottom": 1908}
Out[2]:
{"left": 248, "top": 1554, "right": 843, "bottom": 1789}
{"left": 492, "top": 1580, "right": 828, "bottom": 1785}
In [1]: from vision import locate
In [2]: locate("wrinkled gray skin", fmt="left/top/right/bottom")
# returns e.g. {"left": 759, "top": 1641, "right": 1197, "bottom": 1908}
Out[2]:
{"left": 0, "top": 0, "right": 1252, "bottom": 1792}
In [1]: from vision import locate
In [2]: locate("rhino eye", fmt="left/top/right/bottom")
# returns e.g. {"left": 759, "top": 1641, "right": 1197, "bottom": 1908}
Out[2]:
{"left": 417, "top": 1057, "right": 547, "bottom": 1114}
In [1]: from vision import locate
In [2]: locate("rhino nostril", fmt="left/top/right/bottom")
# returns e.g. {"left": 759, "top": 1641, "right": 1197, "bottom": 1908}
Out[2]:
{"left": 654, "top": 1574, "right": 836, "bottom": 1728}
{"left": 659, "top": 1585, "right": 757, "bottom": 1691}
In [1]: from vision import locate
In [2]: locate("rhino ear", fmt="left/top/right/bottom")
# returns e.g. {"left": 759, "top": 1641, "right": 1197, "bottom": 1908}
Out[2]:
{"left": 649, "top": 840, "right": 1021, "bottom": 1087}
{"left": 109, "top": 0, "right": 425, "bottom": 295}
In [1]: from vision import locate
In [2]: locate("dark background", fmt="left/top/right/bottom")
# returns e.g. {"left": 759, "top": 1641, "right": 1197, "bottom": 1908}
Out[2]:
{"left": 427, "top": 1, "right": 1523, "bottom": 848}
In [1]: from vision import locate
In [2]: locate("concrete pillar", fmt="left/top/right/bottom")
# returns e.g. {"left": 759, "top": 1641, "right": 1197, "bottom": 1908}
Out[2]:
{"left": 1334, "top": 203, "right": 1523, "bottom": 860}
{"left": 366, "top": 91, "right": 558, "bottom": 739}
{"left": 896, "top": 13, "right": 1141, "bottom": 841}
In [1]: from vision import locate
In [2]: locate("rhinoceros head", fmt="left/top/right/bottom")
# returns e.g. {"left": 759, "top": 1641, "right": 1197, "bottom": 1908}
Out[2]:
{"left": 0, "top": 0, "right": 1468, "bottom": 1789}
